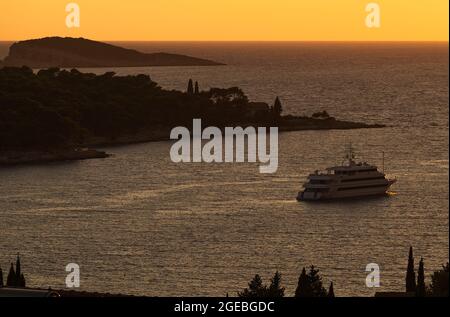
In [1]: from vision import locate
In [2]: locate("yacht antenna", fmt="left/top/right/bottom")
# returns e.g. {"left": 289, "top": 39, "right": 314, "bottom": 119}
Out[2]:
{"left": 346, "top": 143, "right": 355, "bottom": 164}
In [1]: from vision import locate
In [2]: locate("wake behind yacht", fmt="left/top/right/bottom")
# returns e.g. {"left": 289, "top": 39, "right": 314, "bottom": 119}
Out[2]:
{"left": 297, "top": 146, "right": 396, "bottom": 201}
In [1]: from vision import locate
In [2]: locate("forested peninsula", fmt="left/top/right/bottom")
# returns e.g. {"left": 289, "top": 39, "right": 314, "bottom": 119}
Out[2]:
{"left": 0, "top": 67, "right": 384, "bottom": 165}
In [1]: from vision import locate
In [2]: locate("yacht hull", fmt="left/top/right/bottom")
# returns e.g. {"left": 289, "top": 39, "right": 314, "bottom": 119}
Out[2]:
{"left": 297, "top": 180, "right": 396, "bottom": 201}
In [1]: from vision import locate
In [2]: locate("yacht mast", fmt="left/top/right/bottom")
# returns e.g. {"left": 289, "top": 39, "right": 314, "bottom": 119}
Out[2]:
{"left": 346, "top": 143, "right": 355, "bottom": 165}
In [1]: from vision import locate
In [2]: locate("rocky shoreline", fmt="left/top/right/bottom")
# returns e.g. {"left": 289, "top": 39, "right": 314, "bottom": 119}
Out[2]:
{"left": 278, "top": 116, "right": 385, "bottom": 132}
{"left": 85, "top": 118, "right": 386, "bottom": 147}
{"left": 0, "top": 148, "right": 110, "bottom": 166}
{"left": 0, "top": 117, "right": 385, "bottom": 166}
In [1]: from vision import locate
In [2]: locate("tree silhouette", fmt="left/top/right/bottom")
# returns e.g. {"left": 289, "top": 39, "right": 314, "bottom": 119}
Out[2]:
{"left": 295, "top": 267, "right": 311, "bottom": 297}
{"left": 308, "top": 266, "right": 328, "bottom": 297}
{"left": 312, "top": 111, "right": 330, "bottom": 119}
{"left": 5, "top": 257, "right": 26, "bottom": 288}
{"left": 6, "top": 263, "right": 16, "bottom": 287}
{"left": 328, "top": 282, "right": 335, "bottom": 297}
{"left": 273, "top": 97, "right": 283, "bottom": 118}
{"left": 416, "top": 257, "right": 426, "bottom": 297}
{"left": 208, "top": 87, "right": 249, "bottom": 105}
{"left": 295, "top": 266, "right": 328, "bottom": 297}
{"left": 406, "top": 246, "right": 416, "bottom": 293}
{"left": 19, "top": 274, "right": 26, "bottom": 288}
{"left": 430, "top": 263, "right": 449, "bottom": 297}
{"left": 194, "top": 81, "right": 199, "bottom": 94}
{"left": 267, "top": 271, "right": 285, "bottom": 297}
{"left": 238, "top": 274, "right": 266, "bottom": 297}
{"left": 239, "top": 272, "right": 286, "bottom": 297}
{"left": 187, "top": 79, "right": 194, "bottom": 94}
{"left": 15, "top": 255, "right": 21, "bottom": 286}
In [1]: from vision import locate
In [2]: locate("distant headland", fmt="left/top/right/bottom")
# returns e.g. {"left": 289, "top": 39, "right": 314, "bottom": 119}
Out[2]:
{"left": 0, "top": 37, "right": 224, "bottom": 68}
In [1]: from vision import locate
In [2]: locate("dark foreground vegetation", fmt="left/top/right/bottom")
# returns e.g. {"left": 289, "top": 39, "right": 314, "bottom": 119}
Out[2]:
{"left": 238, "top": 266, "right": 335, "bottom": 298}
{"left": 1, "top": 247, "right": 447, "bottom": 297}
{"left": 0, "top": 66, "right": 383, "bottom": 164}
{"left": 0, "top": 256, "right": 26, "bottom": 288}
{"left": 237, "top": 246, "right": 448, "bottom": 297}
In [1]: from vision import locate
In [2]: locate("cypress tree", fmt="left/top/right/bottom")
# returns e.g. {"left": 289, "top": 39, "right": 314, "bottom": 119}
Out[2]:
{"left": 273, "top": 97, "right": 283, "bottom": 117}
{"left": 15, "top": 255, "right": 21, "bottom": 286}
{"left": 187, "top": 79, "right": 194, "bottom": 94}
{"left": 6, "top": 263, "right": 16, "bottom": 287}
{"left": 19, "top": 274, "right": 26, "bottom": 288}
{"left": 194, "top": 81, "right": 199, "bottom": 94}
{"left": 328, "top": 282, "right": 335, "bottom": 297}
{"left": 406, "top": 246, "right": 416, "bottom": 292}
{"left": 416, "top": 257, "right": 426, "bottom": 297}
{"left": 295, "top": 267, "right": 312, "bottom": 297}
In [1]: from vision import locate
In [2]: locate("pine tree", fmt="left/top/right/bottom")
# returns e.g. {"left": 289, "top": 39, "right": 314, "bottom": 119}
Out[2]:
{"left": 267, "top": 271, "right": 285, "bottom": 297}
{"left": 6, "top": 263, "right": 16, "bottom": 287}
{"left": 248, "top": 274, "right": 264, "bottom": 295}
{"left": 295, "top": 265, "right": 328, "bottom": 297}
{"left": 307, "top": 265, "right": 327, "bottom": 297}
{"left": 187, "top": 79, "right": 194, "bottom": 94}
{"left": 406, "top": 246, "right": 416, "bottom": 293}
{"left": 0, "top": 267, "right": 3, "bottom": 287}
{"left": 295, "top": 267, "right": 312, "bottom": 297}
{"left": 194, "top": 81, "right": 199, "bottom": 94}
{"left": 273, "top": 97, "right": 283, "bottom": 117}
{"left": 328, "top": 282, "right": 335, "bottom": 297}
{"left": 238, "top": 274, "right": 266, "bottom": 297}
{"left": 416, "top": 257, "right": 426, "bottom": 297}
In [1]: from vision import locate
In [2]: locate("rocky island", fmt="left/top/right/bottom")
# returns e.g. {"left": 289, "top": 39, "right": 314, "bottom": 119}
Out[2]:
{"left": 1, "top": 37, "right": 224, "bottom": 68}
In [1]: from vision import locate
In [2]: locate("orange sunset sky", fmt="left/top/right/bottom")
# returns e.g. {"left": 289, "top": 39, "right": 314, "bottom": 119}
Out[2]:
{"left": 0, "top": 0, "right": 448, "bottom": 41}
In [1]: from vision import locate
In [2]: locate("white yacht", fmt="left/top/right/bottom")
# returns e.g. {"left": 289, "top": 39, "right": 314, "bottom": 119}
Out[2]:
{"left": 297, "top": 146, "right": 396, "bottom": 201}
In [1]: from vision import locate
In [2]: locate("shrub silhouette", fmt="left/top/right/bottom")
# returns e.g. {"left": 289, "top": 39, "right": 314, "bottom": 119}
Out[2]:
{"left": 238, "top": 272, "right": 285, "bottom": 297}
{"left": 430, "top": 263, "right": 449, "bottom": 297}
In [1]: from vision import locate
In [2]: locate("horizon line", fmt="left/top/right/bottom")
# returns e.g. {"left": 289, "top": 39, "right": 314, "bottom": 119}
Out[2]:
{"left": 0, "top": 39, "right": 449, "bottom": 44}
